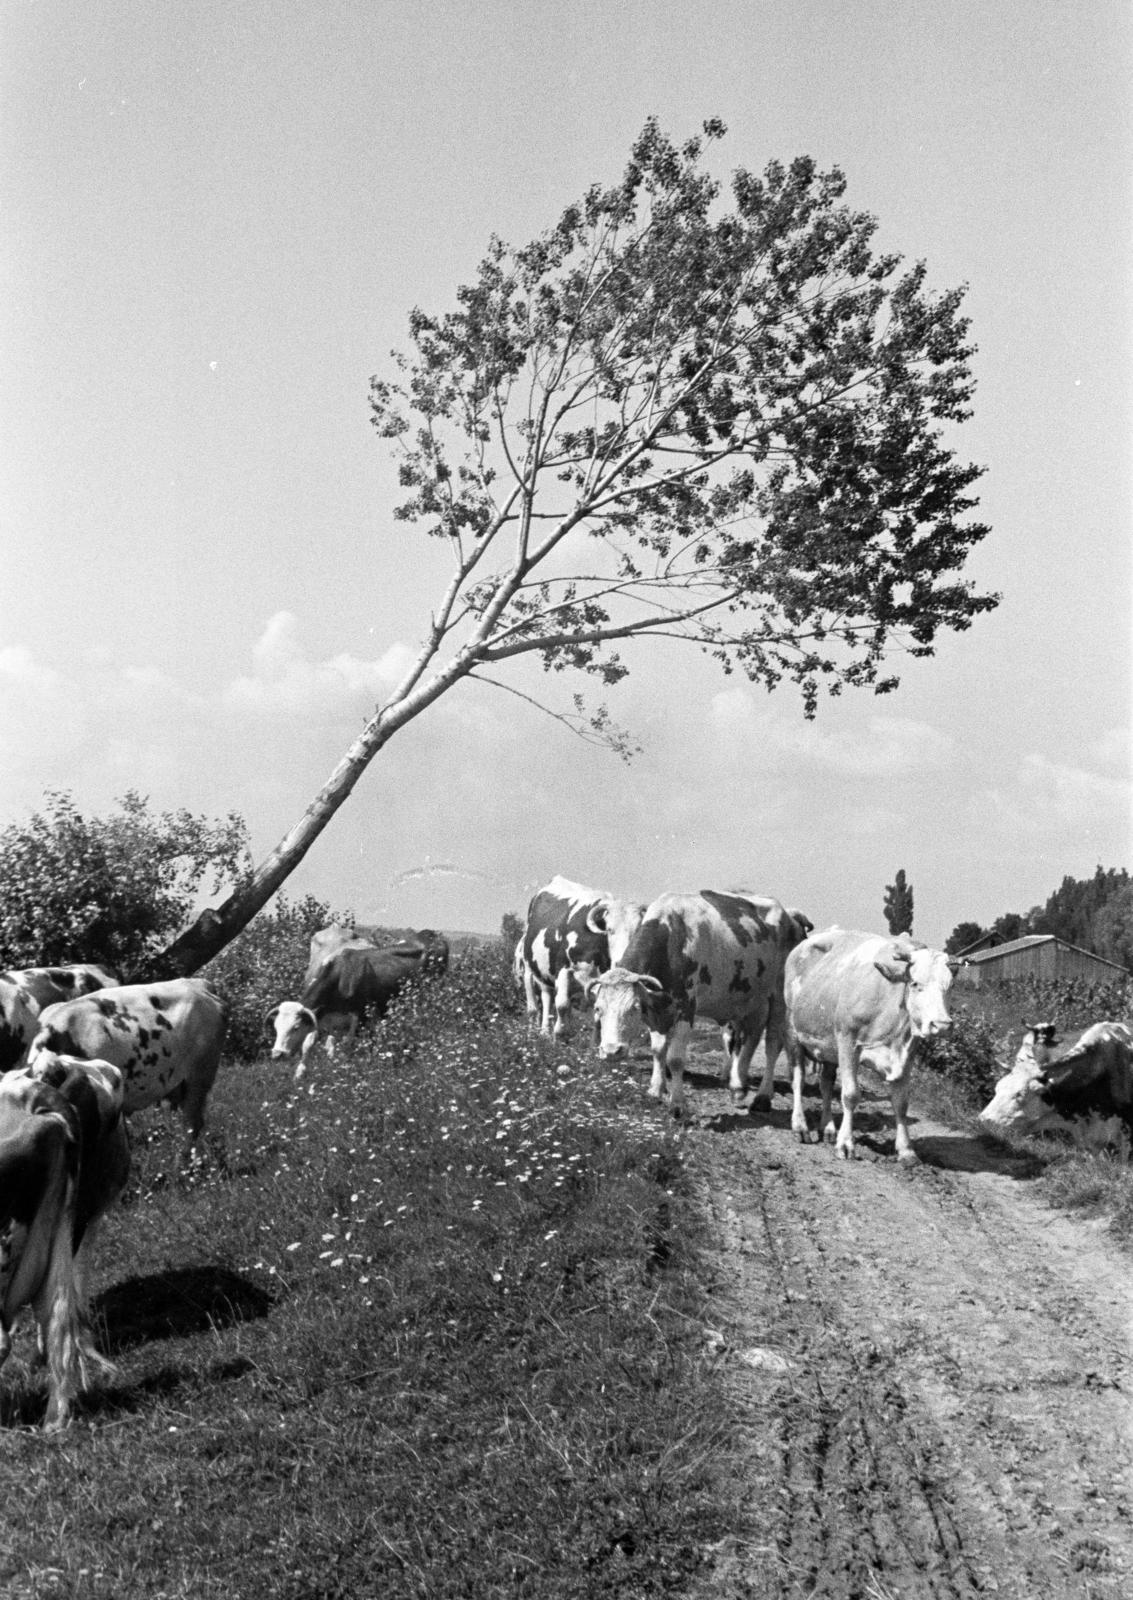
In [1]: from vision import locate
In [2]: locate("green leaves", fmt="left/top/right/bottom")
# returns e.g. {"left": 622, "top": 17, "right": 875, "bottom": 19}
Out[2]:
{"left": 0, "top": 790, "right": 251, "bottom": 976}
{"left": 365, "top": 118, "right": 996, "bottom": 729}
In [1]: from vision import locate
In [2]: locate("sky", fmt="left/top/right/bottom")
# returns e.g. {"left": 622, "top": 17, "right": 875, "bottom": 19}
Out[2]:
{"left": 1, "top": 0, "right": 1130, "bottom": 948}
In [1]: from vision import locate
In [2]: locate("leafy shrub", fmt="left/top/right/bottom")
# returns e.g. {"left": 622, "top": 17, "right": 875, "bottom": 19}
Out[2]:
{"left": 0, "top": 789, "right": 250, "bottom": 977}
{"left": 918, "top": 1002, "right": 1004, "bottom": 1107}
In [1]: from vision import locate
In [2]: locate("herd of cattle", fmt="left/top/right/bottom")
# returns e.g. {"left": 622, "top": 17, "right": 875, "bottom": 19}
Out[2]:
{"left": 0, "top": 878, "right": 1127, "bottom": 1431}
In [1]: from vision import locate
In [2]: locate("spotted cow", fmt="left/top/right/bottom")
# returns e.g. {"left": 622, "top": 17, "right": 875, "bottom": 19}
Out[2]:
{"left": 0, "top": 1056, "right": 129, "bottom": 1429}
{"left": 267, "top": 942, "right": 435, "bottom": 1074}
{"left": 0, "top": 979, "right": 39, "bottom": 1073}
{"left": 29, "top": 980, "right": 227, "bottom": 1159}
{"left": 980, "top": 1021, "right": 1133, "bottom": 1148}
{"left": 0, "top": 964, "right": 119, "bottom": 1014}
{"left": 588, "top": 890, "right": 811, "bottom": 1117}
{"left": 523, "top": 876, "right": 646, "bottom": 1039}
{"left": 785, "top": 928, "right": 957, "bottom": 1161}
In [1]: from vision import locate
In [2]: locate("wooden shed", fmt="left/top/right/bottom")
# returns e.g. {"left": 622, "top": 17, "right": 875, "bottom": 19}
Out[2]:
{"left": 957, "top": 934, "right": 1129, "bottom": 988}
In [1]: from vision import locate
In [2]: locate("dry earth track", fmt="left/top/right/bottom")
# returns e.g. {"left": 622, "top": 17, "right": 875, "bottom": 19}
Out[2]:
{"left": 672, "top": 1051, "right": 1133, "bottom": 1599}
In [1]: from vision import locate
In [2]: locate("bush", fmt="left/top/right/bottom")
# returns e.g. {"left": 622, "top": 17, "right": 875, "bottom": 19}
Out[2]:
{"left": 918, "top": 1003, "right": 1005, "bottom": 1107}
{"left": 0, "top": 790, "right": 250, "bottom": 977}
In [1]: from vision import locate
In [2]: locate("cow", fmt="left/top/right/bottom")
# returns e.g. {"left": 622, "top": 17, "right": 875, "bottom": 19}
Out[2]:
{"left": 0, "top": 964, "right": 118, "bottom": 1014}
{"left": 588, "top": 890, "right": 810, "bottom": 1118}
{"left": 267, "top": 943, "right": 430, "bottom": 1075}
{"left": 0, "top": 979, "right": 39, "bottom": 1073}
{"left": 979, "top": 1021, "right": 1133, "bottom": 1147}
{"left": 785, "top": 928, "right": 957, "bottom": 1161}
{"left": 513, "top": 937, "right": 539, "bottom": 1023}
{"left": 523, "top": 876, "right": 646, "bottom": 1039}
{"left": 28, "top": 980, "right": 227, "bottom": 1159}
{"left": 0, "top": 1056, "right": 129, "bottom": 1429}
{"left": 304, "top": 924, "right": 449, "bottom": 990}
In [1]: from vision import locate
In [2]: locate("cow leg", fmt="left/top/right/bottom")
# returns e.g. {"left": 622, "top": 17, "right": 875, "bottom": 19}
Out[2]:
{"left": 749, "top": 996, "right": 783, "bottom": 1111}
{"left": 646, "top": 1031, "right": 668, "bottom": 1102}
{"left": 889, "top": 1063, "right": 918, "bottom": 1163}
{"left": 34, "top": 1230, "right": 82, "bottom": 1432}
{"left": 536, "top": 978, "right": 555, "bottom": 1038}
{"left": 552, "top": 968, "right": 573, "bottom": 1038}
{"left": 834, "top": 1038, "right": 861, "bottom": 1159}
{"left": 789, "top": 1042, "right": 811, "bottom": 1142}
{"left": 664, "top": 1021, "right": 693, "bottom": 1118}
{"left": 818, "top": 1060, "right": 839, "bottom": 1146}
{"left": 727, "top": 1023, "right": 759, "bottom": 1108}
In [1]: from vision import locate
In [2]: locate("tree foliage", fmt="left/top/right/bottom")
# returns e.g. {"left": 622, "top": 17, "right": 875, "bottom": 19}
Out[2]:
{"left": 153, "top": 118, "right": 997, "bottom": 976}
{"left": 945, "top": 866, "right": 1132, "bottom": 972}
{"left": 0, "top": 791, "right": 250, "bottom": 977}
{"left": 883, "top": 868, "right": 914, "bottom": 935}
{"left": 944, "top": 919, "right": 986, "bottom": 956}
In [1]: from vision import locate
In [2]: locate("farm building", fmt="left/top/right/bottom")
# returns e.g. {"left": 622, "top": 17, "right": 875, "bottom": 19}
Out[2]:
{"left": 957, "top": 934, "right": 1129, "bottom": 988}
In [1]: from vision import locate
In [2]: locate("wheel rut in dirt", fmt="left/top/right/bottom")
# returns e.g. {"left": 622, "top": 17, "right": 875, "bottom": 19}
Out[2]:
{"left": 678, "top": 1066, "right": 1133, "bottom": 1599}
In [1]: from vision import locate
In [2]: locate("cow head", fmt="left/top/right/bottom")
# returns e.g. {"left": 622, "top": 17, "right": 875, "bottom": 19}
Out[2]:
{"left": 873, "top": 945, "right": 954, "bottom": 1038}
{"left": 585, "top": 898, "right": 646, "bottom": 965}
{"left": 587, "top": 967, "right": 663, "bottom": 1059}
{"left": 265, "top": 1002, "right": 319, "bottom": 1080}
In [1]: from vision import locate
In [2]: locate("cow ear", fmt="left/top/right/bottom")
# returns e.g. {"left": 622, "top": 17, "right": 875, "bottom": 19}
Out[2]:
{"left": 874, "top": 957, "right": 910, "bottom": 984}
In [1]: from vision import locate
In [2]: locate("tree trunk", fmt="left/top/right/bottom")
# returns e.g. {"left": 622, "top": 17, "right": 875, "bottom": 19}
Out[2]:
{"left": 141, "top": 723, "right": 392, "bottom": 979}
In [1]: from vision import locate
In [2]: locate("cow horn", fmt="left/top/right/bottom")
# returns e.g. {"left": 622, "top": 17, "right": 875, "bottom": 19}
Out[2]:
{"left": 636, "top": 975, "right": 665, "bottom": 995}
{"left": 263, "top": 1005, "right": 282, "bottom": 1028}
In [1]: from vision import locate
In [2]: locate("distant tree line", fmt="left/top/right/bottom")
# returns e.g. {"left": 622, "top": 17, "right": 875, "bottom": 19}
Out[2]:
{"left": 945, "top": 866, "right": 1133, "bottom": 972}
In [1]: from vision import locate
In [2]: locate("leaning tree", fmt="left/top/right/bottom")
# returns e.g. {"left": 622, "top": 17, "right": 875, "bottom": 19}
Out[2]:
{"left": 150, "top": 117, "right": 997, "bottom": 976}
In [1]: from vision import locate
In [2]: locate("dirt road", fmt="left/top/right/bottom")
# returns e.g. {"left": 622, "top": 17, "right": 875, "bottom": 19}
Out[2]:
{"left": 679, "top": 1059, "right": 1133, "bottom": 1599}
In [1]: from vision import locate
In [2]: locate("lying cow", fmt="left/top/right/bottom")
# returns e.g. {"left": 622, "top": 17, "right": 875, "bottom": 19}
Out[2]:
{"left": 0, "top": 979, "right": 39, "bottom": 1073}
{"left": 0, "top": 964, "right": 118, "bottom": 1014}
{"left": 523, "top": 876, "right": 645, "bottom": 1039}
{"left": 267, "top": 943, "right": 430, "bottom": 1075}
{"left": 588, "top": 890, "right": 810, "bottom": 1118}
{"left": 785, "top": 928, "right": 956, "bottom": 1161}
{"left": 980, "top": 1021, "right": 1133, "bottom": 1146}
{"left": 29, "top": 980, "right": 227, "bottom": 1159}
{"left": 0, "top": 1056, "right": 129, "bottom": 1429}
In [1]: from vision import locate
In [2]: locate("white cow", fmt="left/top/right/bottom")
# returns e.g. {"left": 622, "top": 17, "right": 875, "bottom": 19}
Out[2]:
{"left": 785, "top": 928, "right": 956, "bottom": 1161}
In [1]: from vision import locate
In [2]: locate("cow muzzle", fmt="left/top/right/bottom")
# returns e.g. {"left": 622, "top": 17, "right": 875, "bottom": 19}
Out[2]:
{"left": 599, "top": 1042, "right": 630, "bottom": 1061}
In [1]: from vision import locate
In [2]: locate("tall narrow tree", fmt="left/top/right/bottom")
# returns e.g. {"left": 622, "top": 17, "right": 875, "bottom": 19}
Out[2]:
{"left": 884, "top": 869, "right": 915, "bottom": 936}
{"left": 149, "top": 119, "right": 996, "bottom": 976}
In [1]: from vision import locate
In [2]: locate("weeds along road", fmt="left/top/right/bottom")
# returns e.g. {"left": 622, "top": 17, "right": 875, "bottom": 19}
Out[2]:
{"left": 675, "top": 1058, "right": 1133, "bottom": 1600}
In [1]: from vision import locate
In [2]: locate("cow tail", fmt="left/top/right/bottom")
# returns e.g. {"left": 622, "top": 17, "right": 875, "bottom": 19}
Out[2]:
{"left": 37, "top": 1167, "right": 83, "bottom": 1431}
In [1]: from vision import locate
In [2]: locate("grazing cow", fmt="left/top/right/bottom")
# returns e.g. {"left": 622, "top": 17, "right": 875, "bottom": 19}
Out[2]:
{"left": 267, "top": 944, "right": 429, "bottom": 1074}
{"left": 28, "top": 980, "right": 227, "bottom": 1158}
{"left": 0, "top": 979, "right": 39, "bottom": 1073}
{"left": 304, "top": 924, "right": 449, "bottom": 989}
{"left": 0, "top": 964, "right": 118, "bottom": 1014}
{"left": 523, "top": 876, "right": 646, "bottom": 1039}
{"left": 785, "top": 928, "right": 957, "bottom": 1161}
{"left": 0, "top": 1056, "right": 128, "bottom": 1429}
{"left": 980, "top": 1021, "right": 1133, "bottom": 1146}
{"left": 588, "top": 891, "right": 810, "bottom": 1118}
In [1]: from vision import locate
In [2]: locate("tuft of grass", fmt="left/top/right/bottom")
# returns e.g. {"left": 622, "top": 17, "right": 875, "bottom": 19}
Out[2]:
{"left": 0, "top": 943, "right": 731, "bottom": 1599}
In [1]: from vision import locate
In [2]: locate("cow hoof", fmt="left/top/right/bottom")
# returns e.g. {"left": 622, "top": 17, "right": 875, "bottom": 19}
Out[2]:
{"left": 897, "top": 1148, "right": 920, "bottom": 1165}
{"left": 835, "top": 1143, "right": 853, "bottom": 1161}
{"left": 792, "top": 1126, "right": 809, "bottom": 1144}
{"left": 750, "top": 1093, "right": 772, "bottom": 1115}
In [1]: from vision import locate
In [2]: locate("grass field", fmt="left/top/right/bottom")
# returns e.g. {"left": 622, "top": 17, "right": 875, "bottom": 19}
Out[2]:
{"left": 0, "top": 946, "right": 732, "bottom": 1600}
{"left": 1, "top": 944, "right": 1130, "bottom": 1598}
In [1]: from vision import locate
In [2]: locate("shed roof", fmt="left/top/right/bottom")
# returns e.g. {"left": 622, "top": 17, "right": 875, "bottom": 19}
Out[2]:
{"left": 962, "top": 934, "right": 1129, "bottom": 975}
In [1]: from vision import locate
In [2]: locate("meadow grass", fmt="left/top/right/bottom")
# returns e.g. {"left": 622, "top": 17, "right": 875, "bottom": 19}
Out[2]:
{"left": 0, "top": 948, "right": 729, "bottom": 1599}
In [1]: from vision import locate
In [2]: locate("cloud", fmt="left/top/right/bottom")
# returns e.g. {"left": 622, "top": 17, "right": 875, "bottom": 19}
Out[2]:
{"left": 708, "top": 688, "right": 954, "bottom": 777}
{"left": 224, "top": 611, "right": 415, "bottom": 718}
{"left": 971, "top": 751, "right": 1131, "bottom": 841}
